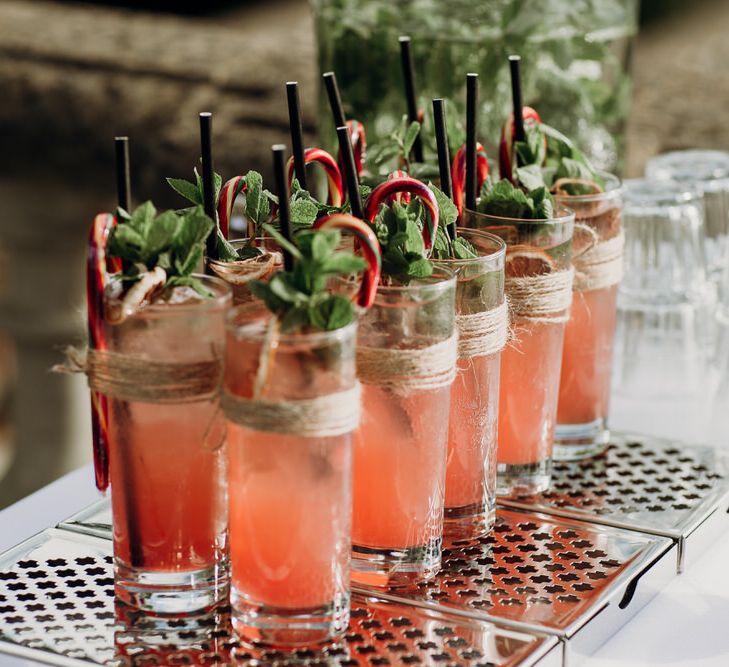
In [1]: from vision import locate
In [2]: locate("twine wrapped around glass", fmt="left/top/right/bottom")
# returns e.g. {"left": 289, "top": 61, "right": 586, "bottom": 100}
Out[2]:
{"left": 224, "top": 304, "right": 358, "bottom": 645}
{"left": 95, "top": 275, "right": 231, "bottom": 614}
{"left": 350, "top": 268, "right": 457, "bottom": 588}
{"left": 464, "top": 208, "right": 574, "bottom": 496}
{"left": 432, "top": 229, "right": 507, "bottom": 538}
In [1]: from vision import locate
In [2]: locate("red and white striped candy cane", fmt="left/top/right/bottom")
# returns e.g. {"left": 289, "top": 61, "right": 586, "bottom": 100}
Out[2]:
{"left": 287, "top": 148, "right": 344, "bottom": 207}
{"left": 365, "top": 176, "right": 439, "bottom": 253}
{"left": 218, "top": 175, "right": 248, "bottom": 239}
{"left": 499, "top": 106, "right": 543, "bottom": 181}
{"left": 312, "top": 213, "right": 382, "bottom": 308}
{"left": 451, "top": 143, "right": 489, "bottom": 217}
{"left": 386, "top": 170, "right": 411, "bottom": 206}
{"left": 87, "top": 213, "right": 117, "bottom": 491}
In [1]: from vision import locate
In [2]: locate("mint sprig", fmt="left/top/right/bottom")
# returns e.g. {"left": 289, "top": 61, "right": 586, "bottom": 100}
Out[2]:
{"left": 477, "top": 178, "right": 555, "bottom": 220}
{"left": 167, "top": 168, "right": 277, "bottom": 262}
{"left": 429, "top": 185, "right": 478, "bottom": 260}
{"left": 109, "top": 202, "right": 214, "bottom": 296}
{"left": 373, "top": 198, "right": 433, "bottom": 283}
{"left": 249, "top": 225, "right": 367, "bottom": 333}
{"left": 509, "top": 123, "right": 604, "bottom": 195}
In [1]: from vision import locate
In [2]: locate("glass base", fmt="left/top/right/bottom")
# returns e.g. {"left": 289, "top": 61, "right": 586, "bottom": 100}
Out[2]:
{"left": 554, "top": 418, "right": 610, "bottom": 461}
{"left": 444, "top": 502, "right": 495, "bottom": 540}
{"left": 114, "top": 559, "right": 228, "bottom": 615}
{"left": 496, "top": 459, "right": 551, "bottom": 496}
{"left": 351, "top": 537, "right": 441, "bottom": 588}
{"left": 231, "top": 588, "right": 349, "bottom": 647}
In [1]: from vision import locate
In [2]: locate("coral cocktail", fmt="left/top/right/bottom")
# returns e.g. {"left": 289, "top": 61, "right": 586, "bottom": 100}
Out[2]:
{"left": 554, "top": 176, "right": 623, "bottom": 459}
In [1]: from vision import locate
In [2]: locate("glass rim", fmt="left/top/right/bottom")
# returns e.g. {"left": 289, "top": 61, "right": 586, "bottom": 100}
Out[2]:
{"left": 373, "top": 265, "right": 457, "bottom": 296}
{"left": 463, "top": 206, "right": 575, "bottom": 225}
{"left": 622, "top": 178, "right": 703, "bottom": 207}
{"left": 430, "top": 228, "right": 506, "bottom": 267}
{"left": 553, "top": 172, "right": 622, "bottom": 204}
{"left": 226, "top": 301, "right": 358, "bottom": 345}
{"left": 105, "top": 273, "right": 232, "bottom": 316}
{"left": 647, "top": 149, "right": 729, "bottom": 184}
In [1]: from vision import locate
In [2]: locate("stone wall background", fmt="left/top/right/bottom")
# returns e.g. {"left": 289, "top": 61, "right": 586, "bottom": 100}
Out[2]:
{"left": 0, "top": 0, "right": 727, "bottom": 507}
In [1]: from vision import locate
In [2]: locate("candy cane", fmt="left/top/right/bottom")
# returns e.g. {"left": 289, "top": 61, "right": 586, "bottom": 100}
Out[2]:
{"left": 387, "top": 170, "right": 411, "bottom": 206}
{"left": 451, "top": 143, "right": 489, "bottom": 216}
{"left": 313, "top": 214, "right": 382, "bottom": 308}
{"left": 347, "top": 120, "right": 367, "bottom": 175}
{"left": 287, "top": 148, "right": 344, "bottom": 207}
{"left": 87, "top": 213, "right": 117, "bottom": 491}
{"left": 365, "top": 176, "right": 439, "bottom": 252}
{"left": 499, "top": 105, "right": 543, "bottom": 181}
{"left": 218, "top": 175, "right": 249, "bottom": 239}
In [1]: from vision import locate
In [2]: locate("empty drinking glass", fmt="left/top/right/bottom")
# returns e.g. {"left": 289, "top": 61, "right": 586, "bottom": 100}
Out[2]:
{"left": 610, "top": 179, "right": 716, "bottom": 443}
{"left": 646, "top": 150, "right": 729, "bottom": 283}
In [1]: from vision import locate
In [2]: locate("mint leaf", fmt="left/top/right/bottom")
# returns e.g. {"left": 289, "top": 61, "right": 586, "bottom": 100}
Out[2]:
{"left": 109, "top": 201, "right": 216, "bottom": 295}
{"left": 308, "top": 295, "right": 354, "bottom": 331}
{"left": 215, "top": 229, "right": 240, "bottom": 262}
{"left": 431, "top": 185, "right": 458, "bottom": 230}
{"left": 515, "top": 164, "right": 546, "bottom": 191}
{"left": 406, "top": 257, "right": 433, "bottom": 279}
{"left": 477, "top": 178, "right": 556, "bottom": 220}
{"left": 290, "top": 197, "right": 320, "bottom": 227}
{"left": 249, "top": 227, "right": 369, "bottom": 333}
{"left": 453, "top": 237, "right": 478, "bottom": 259}
{"left": 243, "top": 171, "right": 270, "bottom": 229}
{"left": 403, "top": 121, "right": 421, "bottom": 156}
{"left": 166, "top": 177, "right": 203, "bottom": 205}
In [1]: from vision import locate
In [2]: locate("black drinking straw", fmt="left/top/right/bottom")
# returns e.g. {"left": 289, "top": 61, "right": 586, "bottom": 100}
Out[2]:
{"left": 399, "top": 36, "right": 424, "bottom": 163}
{"left": 337, "top": 125, "right": 364, "bottom": 220}
{"left": 286, "top": 81, "right": 308, "bottom": 192}
{"left": 272, "top": 144, "right": 295, "bottom": 271}
{"left": 113, "top": 135, "right": 143, "bottom": 567}
{"left": 114, "top": 137, "right": 131, "bottom": 212}
{"left": 432, "top": 99, "right": 456, "bottom": 240}
{"left": 323, "top": 71, "right": 347, "bottom": 129}
{"left": 465, "top": 73, "right": 479, "bottom": 212}
{"left": 509, "top": 55, "right": 526, "bottom": 143}
{"left": 199, "top": 112, "right": 217, "bottom": 258}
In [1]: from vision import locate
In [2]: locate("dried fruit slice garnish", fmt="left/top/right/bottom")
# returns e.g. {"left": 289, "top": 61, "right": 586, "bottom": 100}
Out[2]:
{"left": 209, "top": 251, "right": 282, "bottom": 285}
{"left": 505, "top": 245, "right": 557, "bottom": 278}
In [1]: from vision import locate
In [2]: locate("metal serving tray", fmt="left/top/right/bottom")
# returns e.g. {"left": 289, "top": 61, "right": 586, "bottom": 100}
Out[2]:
{"left": 364, "top": 508, "right": 674, "bottom": 666}
{"left": 57, "top": 499, "right": 112, "bottom": 541}
{"left": 0, "top": 529, "right": 561, "bottom": 667}
{"left": 499, "top": 432, "right": 729, "bottom": 572}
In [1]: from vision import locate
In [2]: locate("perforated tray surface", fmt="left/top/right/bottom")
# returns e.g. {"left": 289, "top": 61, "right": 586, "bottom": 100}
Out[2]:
{"left": 500, "top": 433, "right": 729, "bottom": 541}
{"left": 0, "top": 531, "right": 560, "bottom": 667}
{"left": 367, "top": 508, "right": 671, "bottom": 636}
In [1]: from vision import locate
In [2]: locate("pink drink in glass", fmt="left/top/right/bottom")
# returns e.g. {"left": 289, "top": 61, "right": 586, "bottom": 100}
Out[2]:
{"left": 105, "top": 276, "right": 231, "bottom": 614}
{"left": 225, "top": 306, "right": 356, "bottom": 645}
{"left": 465, "top": 209, "right": 575, "bottom": 495}
{"left": 555, "top": 177, "right": 622, "bottom": 459}
{"left": 351, "top": 269, "right": 456, "bottom": 588}
{"left": 433, "top": 229, "right": 506, "bottom": 537}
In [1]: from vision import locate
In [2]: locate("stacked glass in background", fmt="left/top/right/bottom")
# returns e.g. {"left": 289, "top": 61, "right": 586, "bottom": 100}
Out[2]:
{"left": 611, "top": 149, "right": 729, "bottom": 446}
